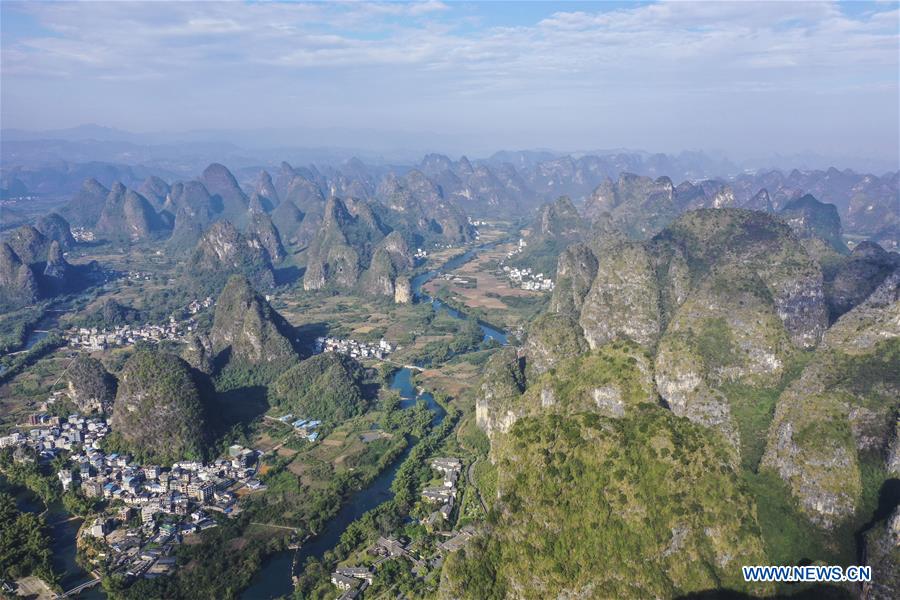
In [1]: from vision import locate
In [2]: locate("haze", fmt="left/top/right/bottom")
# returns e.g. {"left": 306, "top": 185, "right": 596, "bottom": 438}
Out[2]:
{"left": 2, "top": 0, "right": 899, "bottom": 168}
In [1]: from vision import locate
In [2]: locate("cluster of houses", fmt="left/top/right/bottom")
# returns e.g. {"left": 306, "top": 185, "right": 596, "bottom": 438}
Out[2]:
{"left": 274, "top": 414, "right": 322, "bottom": 442}
{"left": 1, "top": 411, "right": 265, "bottom": 581}
{"left": 71, "top": 227, "right": 96, "bottom": 242}
{"left": 414, "top": 247, "right": 428, "bottom": 259}
{"left": 64, "top": 297, "right": 213, "bottom": 351}
{"left": 314, "top": 337, "right": 393, "bottom": 360}
{"left": 65, "top": 318, "right": 192, "bottom": 351}
{"left": 499, "top": 265, "right": 554, "bottom": 291}
{"left": 421, "top": 457, "right": 462, "bottom": 525}
{"left": 126, "top": 271, "right": 155, "bottom": 281}
{"left": 504, "top": 237, "right": 528, "bottom": 259}
{"left": 330, "top": 535, "right": 423, "bottom": 599}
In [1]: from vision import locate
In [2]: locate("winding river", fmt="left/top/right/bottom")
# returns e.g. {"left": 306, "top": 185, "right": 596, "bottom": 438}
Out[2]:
{"left": 241, "top": 241, "right": 508, "bottom": 599}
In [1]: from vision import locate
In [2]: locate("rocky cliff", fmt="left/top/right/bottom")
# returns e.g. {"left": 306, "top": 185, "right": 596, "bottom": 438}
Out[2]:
{"left": 762, "top": 271, "right": 899, "bottom": 528}
{"left": 61, "top": 178, "right": 109, "bottom": 227}
{"left": 188, "top": 221, "right": 275, "bottom": 291}
{"left": 200, "top": 163, "right": 249, "bottom": 227}
{"left": 35, "top": 213, "right": 75, "bottom": 249}
{"left": 95, "top": 183, "right": 167, "bottom": 242}
{"left": 778, "top": 193, "right": 848, "bottom": 254}
{"left": 209, "top": 275, "right": 298, "bottom": 370}
{"left": 246, "top": 212, "right": 285, "bottom": 264}
{"left": 303, "top": 197, "right": 413, "bottom": 300}
{"left": 66, "top": 355, "right": 117, "bottom": 414}
{"left": 0, "top": 242, "right": 38, "bottom": 308}
{"left": 377, "top": 170, "right": 475, "bottom": 244}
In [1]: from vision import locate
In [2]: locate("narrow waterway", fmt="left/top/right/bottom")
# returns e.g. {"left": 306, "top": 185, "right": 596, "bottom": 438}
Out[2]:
{"left": 0, "top": 476, "right": 105, "bottom": 599}
{"left": 241, "top": 241, "right": 508, "bottom": 599}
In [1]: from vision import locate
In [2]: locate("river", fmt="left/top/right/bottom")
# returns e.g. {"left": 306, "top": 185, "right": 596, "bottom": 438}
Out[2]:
{"left": 241, "top": 241, "right": 508, "bottom": 599}
{"left": 0, "top": 475, "right": 105, "bottom": 599}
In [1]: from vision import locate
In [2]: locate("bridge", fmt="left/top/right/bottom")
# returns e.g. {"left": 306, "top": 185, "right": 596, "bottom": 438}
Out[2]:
{"left": 55, "top": 575, "right": 101, "bottom": 598}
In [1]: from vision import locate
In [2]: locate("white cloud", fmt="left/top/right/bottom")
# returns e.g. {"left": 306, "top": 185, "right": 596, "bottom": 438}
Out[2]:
{"left": 1, "top": 0, "right": 897, "bottom": 159}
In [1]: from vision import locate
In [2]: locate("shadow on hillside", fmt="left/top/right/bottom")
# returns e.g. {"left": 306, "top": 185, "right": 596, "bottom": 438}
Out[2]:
{"left": 676, "top": 583, "right": 853, "bottom": 599}
{"left": 214, "top": 385, "right": 269, "bottom": 432}
{"left": 294, "top": 321, "right": 329, "bottom": 357}
{"left": 274, "top": 265, "right": 303, "bottom": 286}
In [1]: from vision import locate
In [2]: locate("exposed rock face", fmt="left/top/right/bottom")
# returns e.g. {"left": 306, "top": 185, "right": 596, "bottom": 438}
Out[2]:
{"left": 824, "top": 242, "right": 899, "bottom": 321}
{"left": 523, "top": 312, "right": 588, "bottom": 379}
{"left": 303, "top": 197, "right": 412, "bottom": 301}
{"left": 654, "top": 272, "right": 794, "bottom": 452}
{"left": 664, "top": 209, "right": 828, "bottom": 349}
{"left": 110, "top": 350, "right": 208, "bottom": 465}
{"left": 393, "top": 276, "right": 412, "bottom": 304}
{"left": 377, "top": 170, "right": 475, "bottom": 243}
{"left": 66, "top": 355, "right": 116, "bottom": 413}
{"left": 579, "top": 241, "right": 661, "bottom": 349}
{"left": 762, "top": 272, "right": 900, "bottom": 528}
{"left": 778, "top": 193, "right": 848, "bottom": 253}
{"left": 246, "top": 212, "right": 285, "bottom": 263}
{"left": 548, "top": 243, "right": 599, "bottom": 314}
{"left": 523, "top": 341, "right": 658, "bottom": 420}
{"left": 189, "top": 221, "right": 275, "bottom": 290}
{"left": 96, "top": 183, "right": 166, "bottom": 242}
{"left": 0, "top": 242, "right": 38, "bottom": 307}
{"left": 548, "top": 209, "right": 828, "bottom": 459}
{"left": 303, "top": 196, "right": 382, "bottom": 291}
{"left": 474, "top": 348, "right": 526, "bottom": 441}
{"left": 35, "top": 213, "right": 76, "bottom": 249}
{"left": 210, "top": 275, "right": 297, "bottom": 368}
{"left": 583, "top": 173, "right": 678, "bottom": 239}
{"left": 5, "top": 225, "right": 50, "bottom": 265}
{"left": 200, "top": 163, "right": 249, "bottom": 227}
{"left": 42, "top": 240, "right": 70, "bottom": 290}
{"left": 62, "top": 178, "right": 109, "bottom": 227}
{"left": 533, "top": 196, "right": 584, "bottom": 240}
{"left": 182, "top": 334, "right": 215, "bottom": 375}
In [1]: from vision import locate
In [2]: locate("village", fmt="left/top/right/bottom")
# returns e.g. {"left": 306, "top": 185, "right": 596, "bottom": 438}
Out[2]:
{"left": 1, "top": 407, "right": 268, "bottom": 586}
{"left": 327, "top": 456, "right": 472, "bottom": 599}
{"left": 314, "top": 336, "right": 394, "bottom": 360}
{"left": 63, "top": 296, "right": 213, "bottom": 351}
{"left": 499, "top": 264, "right": 554, "bottom": 291}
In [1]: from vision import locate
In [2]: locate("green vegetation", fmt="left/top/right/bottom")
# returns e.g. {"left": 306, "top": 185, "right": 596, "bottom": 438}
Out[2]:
{"left": 0, "top": 449, "right": 62, "bottom": 505}
{"left": 102, "top": 515, "right": 290, "bottom": 600}
{"left": 446, "top": 407, "right": 773, "bottom": 599}
{"left": 271, "top": 353, "right": 368, "bottom": 422}
{"left": 109, "top": 349, "right": 209, "bottom": 465}
{"left": 0, "top": 304, "right": 46, "bottom": 353}
{"left": 0, "top": 491, "right": 56, "bottom": 585}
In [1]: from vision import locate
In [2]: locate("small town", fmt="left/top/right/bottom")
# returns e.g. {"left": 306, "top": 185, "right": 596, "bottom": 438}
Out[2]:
{"left": 64, "top": 297, "right": 213, "bottom": 351}
{"left": 500, "top": 264, "right": 554, "bottom": 291}
{"left": 314, "top": 336, "right": 394, "bottom": 360}
{"left": 1, "top": 408, "right": 266, "bottom": 588}
{"left": 327, "top": 457, "right": 471, "bottom": 599}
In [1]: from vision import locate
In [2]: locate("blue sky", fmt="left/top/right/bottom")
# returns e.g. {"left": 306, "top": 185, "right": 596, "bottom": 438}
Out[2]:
{"left": 1, "top": 1, "right": 898, "bottom": 163}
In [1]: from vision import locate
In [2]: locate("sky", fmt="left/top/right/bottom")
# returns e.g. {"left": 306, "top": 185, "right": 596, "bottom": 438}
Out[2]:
{"left": 1, "top": 0, "right": 899, "bottom": 164}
